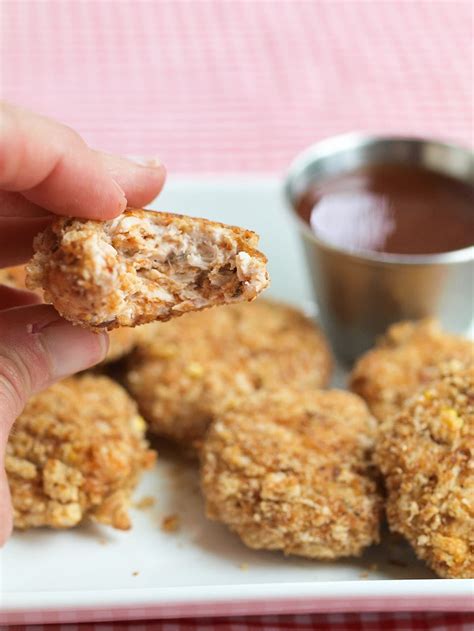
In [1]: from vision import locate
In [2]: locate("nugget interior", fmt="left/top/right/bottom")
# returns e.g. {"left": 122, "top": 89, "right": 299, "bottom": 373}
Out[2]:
{"left": 6, "top": 375, "right": 155, "bottom": 530}
{"left": 350, "top": 319, "right": 474, "bottom": 422}
{"left": 26, "top": 209, "right": 269, "bottom": 329}
{"left": 375, "top": 363, "right": 474, "bottom": 578}
{"left": 201, "top": 388, "right": 381, "bottom": 559}
{"left": 125, "top": 300, "right": 333, "bottom": 447}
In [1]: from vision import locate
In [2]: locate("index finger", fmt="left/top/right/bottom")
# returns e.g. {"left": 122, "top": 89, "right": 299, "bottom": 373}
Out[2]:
{"left": 0, "top": 102, "right": 126, "bottom": 220}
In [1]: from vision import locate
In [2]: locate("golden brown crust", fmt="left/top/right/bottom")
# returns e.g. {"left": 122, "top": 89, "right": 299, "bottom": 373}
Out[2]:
{"left": 125, "top": 300, "right": 333, "bottom": 447}
{"left": 375, "top": 364, "right": 474, "bottom": 578}
{"left": 201, "top": 388, "right": 382, "bottom": 559}
{"left": 350, "top": 319, "right": 473, "bottom": 422}
{"left": 6, "top": 375, "right": 155, "bottom": 530}
{"left": 26, "top": 208, "right": 269, "bottom": 330}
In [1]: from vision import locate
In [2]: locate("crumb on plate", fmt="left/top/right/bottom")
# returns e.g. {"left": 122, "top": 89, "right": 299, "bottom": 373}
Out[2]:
{"left": 134, "top": 496, "right": 156, "bottom": 510}
{"left": 161, "top": 514, "right": 180, "bottom": 532}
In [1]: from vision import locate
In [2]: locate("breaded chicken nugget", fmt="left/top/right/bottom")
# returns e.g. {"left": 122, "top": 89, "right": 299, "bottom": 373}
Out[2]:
{"left": 0, "top": 264, "right": 150, "bottom": 364}
{"left": 26, "top": 208, "right": 269, "bottom": 330}
{"left": 201, "top": 388, "right": 381, "bottom": 558}
{"left": 6, "top": 375, "right": 155, "bottom": 530}
{"left": 125, "top": 300, "right": 333, "bottom": 447}
{"left": 375, "top": 363, "right": 474, "bottom": 578}
{"left": 350, "top": 319, "right": 473, "bottom": 422}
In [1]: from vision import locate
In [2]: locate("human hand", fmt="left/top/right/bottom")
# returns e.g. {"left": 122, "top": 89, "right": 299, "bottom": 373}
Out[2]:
{"left": 0, "top": 102, "right": 166, "bottom": 544}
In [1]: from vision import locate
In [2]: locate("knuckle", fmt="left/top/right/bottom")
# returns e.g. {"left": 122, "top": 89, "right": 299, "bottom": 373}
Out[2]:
{"left": 0, "top": 333, "right": 52, "bottom": 425}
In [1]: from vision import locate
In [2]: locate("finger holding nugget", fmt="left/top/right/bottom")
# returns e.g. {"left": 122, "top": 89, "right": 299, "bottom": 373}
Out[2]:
{"left": 0, "top": 102, "right": 165, "bottom": 545}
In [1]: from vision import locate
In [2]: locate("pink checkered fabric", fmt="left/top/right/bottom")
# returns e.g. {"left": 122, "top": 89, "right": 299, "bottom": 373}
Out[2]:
{"left": 1, "top": 0, "right": 472, "bottom": 173}
{"left": 0, "top": 2, "right": 472, "bottom": 630}
{"left": 4, "top": 612, "right": 474, "bottom": 631}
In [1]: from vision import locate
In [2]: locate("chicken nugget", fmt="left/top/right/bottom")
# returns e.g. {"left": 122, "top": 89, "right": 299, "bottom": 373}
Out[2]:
{"left": 0, "top": 264, "right": 148, "bottom": 364}
{"left": 26, "top": 208, "right": 269, "bottom": 330}
{"left": 201, "top": 388, "right": 381, "bottom": 559}
{"left": 350, "top": 319, "right": 473, "bottom": 422}
{"left": 125, "top": 300, "right": 333, "bottom": 447}
{"left": 6, "top": 375, "right": 155, "bottom": 530}
{"left": 375, "top": 363, "right": 474, "bottom": 578}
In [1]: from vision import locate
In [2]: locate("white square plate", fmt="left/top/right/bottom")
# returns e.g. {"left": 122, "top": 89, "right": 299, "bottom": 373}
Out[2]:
{"left": 1, "top": 178, "right": 472, "bottom": 624}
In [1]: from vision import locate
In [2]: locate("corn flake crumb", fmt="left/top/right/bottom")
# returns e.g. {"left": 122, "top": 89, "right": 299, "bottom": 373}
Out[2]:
{"left": 186, "top": 362, "right": 204, "bottom": 378}
{"left": 440, "top": 408, "right": 463, "bottom": 431}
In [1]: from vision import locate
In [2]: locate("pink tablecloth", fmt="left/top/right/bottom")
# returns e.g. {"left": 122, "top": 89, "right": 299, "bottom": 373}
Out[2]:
{"left": 4, "top": 613, "right": 474, "bottom": 631}
{"left": 1, "top": 1, "right": 472, "bottom": 629}
{"left": 1, "top": 0, "right": 472, "bottom": 173}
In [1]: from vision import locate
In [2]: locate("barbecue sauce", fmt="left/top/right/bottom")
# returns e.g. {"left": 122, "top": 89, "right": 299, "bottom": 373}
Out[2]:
{"left": 296, "top": 164, "right": 474, "bottom": 255}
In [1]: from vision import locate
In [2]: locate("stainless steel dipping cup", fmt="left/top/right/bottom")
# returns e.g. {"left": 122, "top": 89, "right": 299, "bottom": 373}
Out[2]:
{"left": 284, "top": 134, "right": 474, "bottom": 364}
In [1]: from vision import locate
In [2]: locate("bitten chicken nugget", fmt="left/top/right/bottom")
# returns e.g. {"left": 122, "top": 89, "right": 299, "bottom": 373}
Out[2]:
{"left": 6, "top": 375, "right": 155, "bottom": 530}
{"left": 375, "top": 363, "right": 474, "bottom": 578}
{"left": 125, "top": 300, "right": 333, "bottom": 447}
{"left": 26, "top": 209, "right": 269, "bottom": 330}
{"left": 201, "top": 388, "right": 381, "bottom": 559}
{"left": 350, "top": 319, "right": 473, "bottom": 422}
{"left": 0, "top": 264, "right": 151, "bottom": 364}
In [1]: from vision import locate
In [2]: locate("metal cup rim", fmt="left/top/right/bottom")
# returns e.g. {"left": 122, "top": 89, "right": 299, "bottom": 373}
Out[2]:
{"left": 284, "top": 133, "right": 474, "bottom": 266}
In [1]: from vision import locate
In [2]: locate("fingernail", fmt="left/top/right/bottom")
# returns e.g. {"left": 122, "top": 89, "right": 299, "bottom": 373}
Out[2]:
{"left": 128, "top": 156, "right": 162, "bottom": 168}
{"left": 39, "top": 320, "right": 109, "bottom": 380}
{"left": 112, "top": 179, "right": 128, "bottom": 212}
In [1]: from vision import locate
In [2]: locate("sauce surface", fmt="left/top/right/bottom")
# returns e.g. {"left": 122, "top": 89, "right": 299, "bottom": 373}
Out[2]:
{"left": 296, "top": 164, "right": 474, "bottom": 255}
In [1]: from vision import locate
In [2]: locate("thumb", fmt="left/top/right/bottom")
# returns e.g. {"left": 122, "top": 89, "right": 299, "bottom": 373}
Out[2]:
{"left": 0, "top": 304, "right": 108, "bottom": 543}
